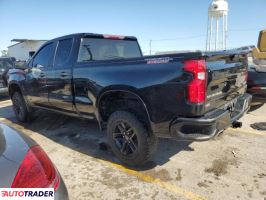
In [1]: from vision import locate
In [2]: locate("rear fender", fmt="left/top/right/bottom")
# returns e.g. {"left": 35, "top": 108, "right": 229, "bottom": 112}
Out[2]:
{"left": 96, "top": 87, "right": 153, "bottom": 131}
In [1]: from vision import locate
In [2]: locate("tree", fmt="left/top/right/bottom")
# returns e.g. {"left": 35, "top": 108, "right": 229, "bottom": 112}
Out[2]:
{"left": 1, "top": 50, "right": 8, "bottom": 56}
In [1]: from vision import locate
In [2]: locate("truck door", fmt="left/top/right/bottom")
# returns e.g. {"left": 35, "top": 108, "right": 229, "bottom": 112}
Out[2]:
{"left": 46, "top": 38, "right": 74, "bottom": 112}
{"left": 26, "top": 42, "right": 55, "bottom": 106}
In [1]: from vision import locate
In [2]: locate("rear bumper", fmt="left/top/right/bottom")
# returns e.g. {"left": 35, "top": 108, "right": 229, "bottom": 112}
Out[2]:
{"left": 169, "top": 93, "right": 252, "bottom": 141}
{"left": 55, "top": 175, "right": 69, "bottom": 200}
{"left": 247, "top": 87, "right": 266, "bottom": 103}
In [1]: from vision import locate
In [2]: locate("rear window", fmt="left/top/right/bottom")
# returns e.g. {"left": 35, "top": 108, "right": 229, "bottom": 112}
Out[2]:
{"left": 77, "top": 38, "right": 141, "bottom": 62}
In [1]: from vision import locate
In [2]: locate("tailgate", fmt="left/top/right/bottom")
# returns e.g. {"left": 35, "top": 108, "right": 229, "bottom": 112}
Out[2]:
{"left": 205, "top": 50, "right": 248, "bottom": 112}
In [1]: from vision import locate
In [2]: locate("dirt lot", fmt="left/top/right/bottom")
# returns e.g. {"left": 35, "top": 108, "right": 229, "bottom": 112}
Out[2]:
{"left": 0, "top": 97, "right": 266, "bottom": 200}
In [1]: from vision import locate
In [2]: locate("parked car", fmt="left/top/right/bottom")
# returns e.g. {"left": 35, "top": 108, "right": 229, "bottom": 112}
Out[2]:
{"left": 0, "top": 123, "right": 68, "bottom": 199}
{"left": 247, "top": 63, "right": 266, "bottom": 104}
{"left": 7, "top": 33, "right": 251, "bottom": 166}
{"left": 248, "top": 30, "right": 266, "bottom": 105}
{"left": 0, "top": 57, "right": 15, "bottom": 95}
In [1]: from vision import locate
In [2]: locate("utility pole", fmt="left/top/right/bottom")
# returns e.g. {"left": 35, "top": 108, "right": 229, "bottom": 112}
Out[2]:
{"left": 149, "top": 40, "right": 152, "bottom": 55}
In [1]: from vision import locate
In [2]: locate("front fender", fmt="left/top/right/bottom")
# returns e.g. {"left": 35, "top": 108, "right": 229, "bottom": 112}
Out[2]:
{"left": 7, "top": 69, "right": 27, "bottom": 84}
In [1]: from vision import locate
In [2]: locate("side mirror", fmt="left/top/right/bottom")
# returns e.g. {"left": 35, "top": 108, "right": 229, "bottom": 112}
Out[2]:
{"left": 35, "top": 64, "right": 44, "bottom": 69}
{"left": 253, "top": 30, "right": 266, "bottom": 59}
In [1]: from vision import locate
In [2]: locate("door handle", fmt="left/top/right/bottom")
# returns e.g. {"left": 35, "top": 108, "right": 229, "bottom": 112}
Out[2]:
{"left": 40, "top": 72, "right": 45, "bottom": 78}
{"left": 36, "top": 64, "right": 44, "bottom": 69}
{"left": 60, "top": 72, "right": 68, "bottom": 78}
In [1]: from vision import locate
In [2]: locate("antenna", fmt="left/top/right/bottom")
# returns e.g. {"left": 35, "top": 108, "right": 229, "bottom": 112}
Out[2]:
{"left": 206, "top": 0, "right": 229, "bottom": 51}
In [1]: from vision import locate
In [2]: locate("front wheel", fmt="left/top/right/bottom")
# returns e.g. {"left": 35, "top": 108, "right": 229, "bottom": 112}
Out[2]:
{"left": 11, "top": 91, "right": 31, "bottom": 122}
{"left": 107, "top": 111, "right": 157, "bottom": 167}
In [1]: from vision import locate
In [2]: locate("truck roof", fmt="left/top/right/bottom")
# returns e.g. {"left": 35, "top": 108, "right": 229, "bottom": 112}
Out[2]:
{"left": 49, "top": 33, "right": 138, "bottom": 42}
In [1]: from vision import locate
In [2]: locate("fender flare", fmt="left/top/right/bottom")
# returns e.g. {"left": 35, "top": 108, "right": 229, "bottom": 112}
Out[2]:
{"left": 8, "top": 81, "right": 23, "bottom": 96}
{"left": 8, "top": 81, "right": 32, "bottom": 110}
{"left": 96, "top": 89, "right": 153, "bottom": 127}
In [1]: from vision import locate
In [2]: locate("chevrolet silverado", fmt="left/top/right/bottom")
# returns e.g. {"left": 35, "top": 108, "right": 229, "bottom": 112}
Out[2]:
{"left": 7, "top": 33, "right": 252, "bottom": 166}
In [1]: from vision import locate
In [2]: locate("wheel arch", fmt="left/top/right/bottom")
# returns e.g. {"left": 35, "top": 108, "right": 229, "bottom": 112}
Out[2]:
{"left": 8, "top": 82, "right": 23, "bottom": 97}
{"left": 96, "top": 88, "right": 153, "bottom": 133}
{"left": 8, "top": 81, "right": 32, "bottom": 112}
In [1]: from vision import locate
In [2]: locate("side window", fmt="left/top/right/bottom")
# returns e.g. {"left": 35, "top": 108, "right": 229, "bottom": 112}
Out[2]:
{"left": 54, "top": 39, "right": 72, "bottom": 67}
{"left": 77, "top": 39, "right": 92, "bottom": 62}
{"left": 32, "top": 43, "right": 53, "bottom": 68}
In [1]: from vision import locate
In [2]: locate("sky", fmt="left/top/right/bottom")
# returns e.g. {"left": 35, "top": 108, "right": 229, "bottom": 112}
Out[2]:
{"left": 0, "top": 0, "right": 266, "bottom": 54}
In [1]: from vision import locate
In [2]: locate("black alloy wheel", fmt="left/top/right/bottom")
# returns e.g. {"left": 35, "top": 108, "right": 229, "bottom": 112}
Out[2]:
{"left": 113, "top": 121, "right": 138, "bottom": 156}
{"left": 107, "top": 111, "right": 158, "bottom": 166}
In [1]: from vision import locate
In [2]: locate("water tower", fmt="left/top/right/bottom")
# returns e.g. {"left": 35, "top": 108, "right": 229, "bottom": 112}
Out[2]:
{"left": 206, "top": 0, "right": 229, "bottom": 51}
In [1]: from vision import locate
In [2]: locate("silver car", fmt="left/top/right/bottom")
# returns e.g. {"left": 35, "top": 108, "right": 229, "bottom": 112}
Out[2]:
{"left": 0, "top": 123, "right": 68, "bottom": 200}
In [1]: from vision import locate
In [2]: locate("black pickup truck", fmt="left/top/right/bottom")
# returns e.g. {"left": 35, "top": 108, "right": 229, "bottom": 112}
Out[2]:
{"left": 7, "top": 33, "right": 251, "bottom": 166}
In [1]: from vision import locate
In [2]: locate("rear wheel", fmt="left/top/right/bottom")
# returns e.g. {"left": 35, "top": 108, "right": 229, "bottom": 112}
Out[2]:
{"left": 107, "top": 111, "right": 157, "bottom": 166}
{"left": 11, "top": 91, "right": 31, "bottom": 122}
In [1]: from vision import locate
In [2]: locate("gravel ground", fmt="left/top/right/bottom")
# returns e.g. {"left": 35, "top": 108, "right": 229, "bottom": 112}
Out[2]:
{"left": 0, "top": 97, "right": 265, "bottom": 200}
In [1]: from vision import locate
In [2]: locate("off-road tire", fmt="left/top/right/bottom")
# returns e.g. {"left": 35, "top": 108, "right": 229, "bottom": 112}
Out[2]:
{"left": 107, "top": 111, "right": 157, "bottom": 166}
{"left": 11, "top": 91, "right": 31, "bottom": 122}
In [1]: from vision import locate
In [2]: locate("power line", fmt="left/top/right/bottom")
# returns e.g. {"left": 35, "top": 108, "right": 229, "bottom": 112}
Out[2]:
{"left": 150, "top": 35, "right": 206, "bottom": 42}
{"left": 139, "top": 27, "right": 264, "bottom": 43}
{"left": 139, "top": 34, "right": 206, "bottom": 42}
{"left": 140, "top": 27, "right": 264, "bottom": 54}
{"left": 229, "top": 27, "right": 266, "bottom": 32}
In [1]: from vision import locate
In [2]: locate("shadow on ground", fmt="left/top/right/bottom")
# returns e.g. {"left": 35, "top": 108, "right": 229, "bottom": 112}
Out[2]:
{"left": 0, "top": 96, "right": 10, "bottom": 101}
{"left": 0, "top": 102, "right": 194, "bottom": 170}
{"left": 249, "top": 103, "right": 265, "bottom": 112}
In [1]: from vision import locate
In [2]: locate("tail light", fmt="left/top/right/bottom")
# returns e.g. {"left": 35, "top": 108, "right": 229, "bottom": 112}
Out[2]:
{"left": 183, "top": 59, "right": 207, "bottom": 103}
{"left": 11, "top": 145, "right": 60, "bottom": 190}
{"left": 250, "top": 86, "right": 262, "bottom": 92}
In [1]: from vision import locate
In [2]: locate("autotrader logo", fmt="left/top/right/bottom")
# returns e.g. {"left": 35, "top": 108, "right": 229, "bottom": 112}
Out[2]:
{"left": 0, "top": 188, "right": 54, "bottom": 200}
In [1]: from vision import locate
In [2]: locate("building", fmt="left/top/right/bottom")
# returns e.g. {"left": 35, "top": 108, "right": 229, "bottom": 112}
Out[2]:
{"left": 7, "top": 39, "right": 47, "bottom": 61}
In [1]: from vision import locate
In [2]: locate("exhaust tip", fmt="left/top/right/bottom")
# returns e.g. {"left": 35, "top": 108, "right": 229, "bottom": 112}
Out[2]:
{"left": 232, "top": 121, "right": 242, "bottom": 128}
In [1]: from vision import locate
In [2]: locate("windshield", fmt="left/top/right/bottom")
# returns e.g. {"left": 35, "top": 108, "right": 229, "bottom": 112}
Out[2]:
{"left": 77, "top": 38, "right": 142, "bottom": 62}
{"left": 0, "top": 60, "right": 13, "bottom": 69}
